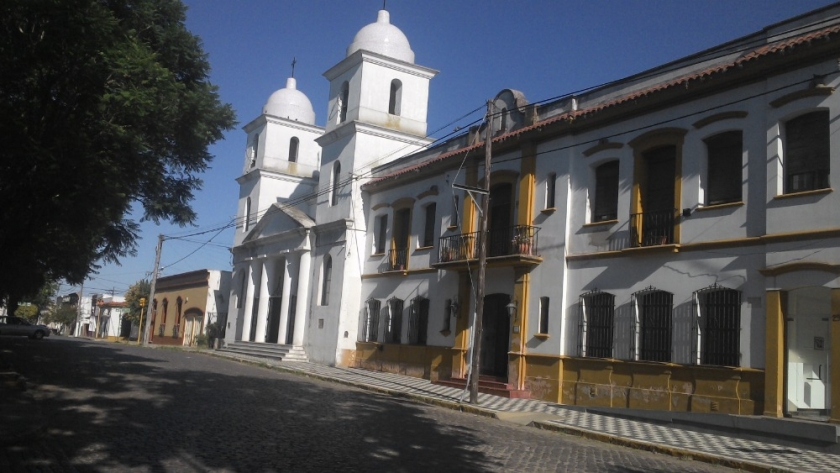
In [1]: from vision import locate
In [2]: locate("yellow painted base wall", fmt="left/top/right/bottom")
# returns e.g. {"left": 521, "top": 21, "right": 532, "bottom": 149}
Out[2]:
{"left": 348, "top": 343, "right": 453, "bottom": 382}
{"left": 525, "top": 356, "right": 764, "bottom": 415}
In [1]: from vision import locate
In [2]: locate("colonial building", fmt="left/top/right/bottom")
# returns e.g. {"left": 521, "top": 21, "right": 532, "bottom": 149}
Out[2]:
{"left": 149, "top": 269, "right": 230, "bottom": 346}
{"left": 93, "top": 295, "right": 129, "bottom": 341}
{"left": 226, "top": 5, "right": 840, "bottom": 421}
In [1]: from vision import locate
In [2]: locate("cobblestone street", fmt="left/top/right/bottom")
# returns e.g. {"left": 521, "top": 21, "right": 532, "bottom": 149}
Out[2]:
{"left": 1, "top": 337, "right": 735, "bottom": 472}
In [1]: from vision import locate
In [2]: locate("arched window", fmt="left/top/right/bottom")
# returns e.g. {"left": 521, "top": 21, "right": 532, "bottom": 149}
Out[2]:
{"left": 339, "top": 82, "right": 349, "bottom": 123}
{"left": 320, "top": 255, "right": 332, "bottom": 306}
{"left": 244, "top": 197, "right": 252, "bottom": 232}
{"left": 288, "top": 137, "right": 299, "bottom": 163}
{"left": 388, "top": 79, "right": 402, "bottom": 116}
{"left": 330, "top": 161, "right": 341, "bottom": 206}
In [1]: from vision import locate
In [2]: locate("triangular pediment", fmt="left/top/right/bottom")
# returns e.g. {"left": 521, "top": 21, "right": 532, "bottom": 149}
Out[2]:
{"left": 242, "top": 203, "right": 315, "bottom": 244}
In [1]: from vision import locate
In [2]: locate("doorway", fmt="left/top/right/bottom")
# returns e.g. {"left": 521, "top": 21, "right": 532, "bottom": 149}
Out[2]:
{"left": 786, "top": 287, "right": 831, "bottom": 420}
{"left": 479, "top": 293, "right": 511, "bottom": 377}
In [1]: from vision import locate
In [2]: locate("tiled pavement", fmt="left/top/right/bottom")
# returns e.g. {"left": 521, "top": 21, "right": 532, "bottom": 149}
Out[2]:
{"left": 214, "top": 351, "right": 840, "bottom": 473}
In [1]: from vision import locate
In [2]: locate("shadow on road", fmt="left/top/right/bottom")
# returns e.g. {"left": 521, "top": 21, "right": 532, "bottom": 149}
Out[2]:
{"left": 1, "top": 336, "right": 499, "bottom": 472}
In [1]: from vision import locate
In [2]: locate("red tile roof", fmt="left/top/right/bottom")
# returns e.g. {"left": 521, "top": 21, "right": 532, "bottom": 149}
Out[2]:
{"left": 366, "top": 23, "right": 840, "bottom": 188}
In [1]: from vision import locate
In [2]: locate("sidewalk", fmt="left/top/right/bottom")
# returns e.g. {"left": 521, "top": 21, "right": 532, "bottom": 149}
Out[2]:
{"left": 211, "top": 350, "right": 840, "bottom": 473}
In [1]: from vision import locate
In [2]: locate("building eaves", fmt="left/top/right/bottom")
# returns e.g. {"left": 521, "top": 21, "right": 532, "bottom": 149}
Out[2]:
{"left": 364, "top": 22, "right": 840, "bottom": 189}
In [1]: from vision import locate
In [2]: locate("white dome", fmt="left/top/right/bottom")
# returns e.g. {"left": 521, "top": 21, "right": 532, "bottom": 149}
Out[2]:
{"left": 263, "top": 77, "right": 316, "bottom": 125}
{"left": 346, "top": 10, "right": 414, "bottom": 64}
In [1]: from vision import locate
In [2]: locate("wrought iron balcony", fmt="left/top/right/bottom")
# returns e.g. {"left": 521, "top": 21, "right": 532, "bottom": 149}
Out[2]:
{"left": 386, "top": 248, "right": 408, "bottom": 271}
{"left": 629, "top": 209, "right": 677, "bottom": 247}
{"left": 436, "top": 225, "right": 540, "bottom": 265}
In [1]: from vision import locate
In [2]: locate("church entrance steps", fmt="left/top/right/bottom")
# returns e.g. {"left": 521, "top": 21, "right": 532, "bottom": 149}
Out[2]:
{"left": 433, "top": 375, "right": 530, "bottom": 399}
{"left": 218, "top": 341, "right": 308, "bottom": 362}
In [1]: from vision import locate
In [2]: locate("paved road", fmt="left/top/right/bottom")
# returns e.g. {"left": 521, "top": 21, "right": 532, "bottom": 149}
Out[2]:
{"left": 1, "top": 336, "right": 735, "bottom": 472}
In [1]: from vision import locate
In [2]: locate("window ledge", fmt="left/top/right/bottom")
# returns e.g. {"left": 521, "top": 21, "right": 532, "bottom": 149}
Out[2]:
{"left": 541, "top": 207, "right": 557, "bottom": 215}
{"left": 775, "top": 188, "right": 833, "bottom": 200}
{"left": 534, "top": 333, "right": 550, "bottom": 340}
{"left": 439, "top": 329, "right": 451, "bottom": 337}
{"left": 583, "top": 219, "right": 618, "bottom": 228}
{"left": 417, "top": 246, "right": 434, "bottom": 251}
{"left": 372, "top": 252, "right": 386, "bottom": 257}
{"left": 446, "top": 225, "right": 459, "bottom": 231}
{"left": 696, "top": 201, "right": 744, "bottom": 212}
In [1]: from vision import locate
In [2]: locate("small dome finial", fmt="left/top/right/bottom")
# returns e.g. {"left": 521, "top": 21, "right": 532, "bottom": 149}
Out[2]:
{"left": 291, "top": 57, "right": 296, "bottom": 78}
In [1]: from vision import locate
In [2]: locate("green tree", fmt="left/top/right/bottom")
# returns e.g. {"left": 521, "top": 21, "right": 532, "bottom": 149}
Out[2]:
{"left": 124, "top": 279, "right": 151, "bottom": 323}
{"left": 0, "top": 0, "right": 236, "bottom": 312}
{"left": 14, "top": 303, "right": 39, "bottom": 322}
{"left": 45, "top": 304, "right": 79, "bottom": 329}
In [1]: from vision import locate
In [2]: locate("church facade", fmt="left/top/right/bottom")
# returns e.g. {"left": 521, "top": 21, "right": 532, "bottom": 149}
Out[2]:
{"left": 226, "top": 5, "right": 840, "bottom": 421}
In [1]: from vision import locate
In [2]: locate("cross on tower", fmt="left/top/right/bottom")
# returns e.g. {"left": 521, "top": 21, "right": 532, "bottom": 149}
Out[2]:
{"left": 291, "top": 57, "right": 296, "bottom": 78}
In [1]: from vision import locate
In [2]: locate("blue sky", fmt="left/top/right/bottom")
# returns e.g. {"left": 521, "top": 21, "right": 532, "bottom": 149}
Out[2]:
{"left": 75, "top": 0, "right": 837, "bottom": 298}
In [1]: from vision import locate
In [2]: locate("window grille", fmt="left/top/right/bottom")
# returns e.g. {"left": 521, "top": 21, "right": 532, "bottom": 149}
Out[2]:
{"left": 692, "top": 284, "right": 740, "bottom": 366}
{"left": 385, "top": 297, "right": 404, "bottom": 343}
{"left": 631, "top": 287, "right": 672, "bottom": 362}
{"left": 578, "top": 290, "right": 615, "bottom": 358}
{"left": 361, "top": 298, "right": 381, "bottom": 342}
{"left": 408, "top": 297, "right": 429, "bottom": 345}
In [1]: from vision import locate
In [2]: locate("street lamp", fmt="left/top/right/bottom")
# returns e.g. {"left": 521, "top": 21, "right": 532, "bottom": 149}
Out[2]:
{"left": 506, "top": 300, "right": 517, "bottom": 323}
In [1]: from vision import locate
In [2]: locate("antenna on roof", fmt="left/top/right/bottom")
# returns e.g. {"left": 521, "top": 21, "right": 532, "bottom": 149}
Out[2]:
{"left": 383, "top": 0, "right": 387, "bottom": 10}
{"left": 291, "top": 57, "right": 297, "bottom": 78}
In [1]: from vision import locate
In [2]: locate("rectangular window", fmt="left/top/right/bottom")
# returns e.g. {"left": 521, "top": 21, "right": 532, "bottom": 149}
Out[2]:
{"left": 375, "top": 215, "right": 388, "bottom": 254}
{"left": 361, "top": 299, "right": 381, "bottom": 342}
{"left": 451, "top": 196, "right": 460, "bottom": 227}
{"left": 546, "top": 173, "right": 557, "bottom": 209}
{"left": 442, "top": 299, "right": 453, "bottom": 332}
{"left": 693, "top": 286, "right": 740, "bottom": 366}
{"left": 634, "top": 289, "right": 673, "bottom": 362}
{"left": 423, "top": 203, "right": 437, "bottom": 247}
{"left": 538, "top": 297, "right": 550, "bottom": 334}
{"left": 594, "top": 161, "right": 619, "bottom": 222}
{"left": 385, "top": 298, "right": 403, "bottom": 343}
{"left": 705, "top": 131, "right": 742, "bottom": 205}
{"left": 785, "top": 110, "right": 830, "bottom": 193}
{"left": 579, "top": 291, "right": 614, "bottom": 358}
{"left": 408, "top": 297, "right": 429, "bottom": 345}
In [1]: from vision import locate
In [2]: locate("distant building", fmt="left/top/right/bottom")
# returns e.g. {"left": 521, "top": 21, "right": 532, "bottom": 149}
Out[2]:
{"left": 225, "top": 5, "right": 840, "bottom": 421}
{"left": 94, "top": 295, "right": 128, "bottom": 341}
{"left": 148, "top": 269, "right": 231, "bottom": 346}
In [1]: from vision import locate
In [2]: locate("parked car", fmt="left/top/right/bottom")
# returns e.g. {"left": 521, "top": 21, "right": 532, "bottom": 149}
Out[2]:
{"left": 0, "top": 316, "right": 51, "bottom": 339}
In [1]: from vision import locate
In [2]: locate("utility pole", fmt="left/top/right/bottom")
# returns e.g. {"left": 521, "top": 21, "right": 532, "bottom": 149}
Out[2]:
{"left": 143, "top": 234, "right": 164, "bottom": 345}
{"left": 469, "top": 100, "right": 494, "bottom": 404}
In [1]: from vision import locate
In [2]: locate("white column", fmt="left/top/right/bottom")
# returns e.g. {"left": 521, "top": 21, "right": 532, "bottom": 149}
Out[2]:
{"left": 277, "top": 256, "right": 294, "bottom": 344}
{"left": 292, "top": 249, "right": 312, "bottom": 346}
{"left": 254, "top": 259, "right": 271, "bottom": 342}
{"left": 241, "top": 261, "right": 259, "bottom": 341}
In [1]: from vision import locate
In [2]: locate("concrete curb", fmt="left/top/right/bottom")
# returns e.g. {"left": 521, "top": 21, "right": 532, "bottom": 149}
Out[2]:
{"left": 204, "top": 351, "right": 790, "bottom": 473}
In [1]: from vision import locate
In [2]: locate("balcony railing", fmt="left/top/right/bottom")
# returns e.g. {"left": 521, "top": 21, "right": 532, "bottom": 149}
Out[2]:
{"left": 438, "top": 225, "right": 539, "bottom": 263}
{"left": 629, "top": 209, "right": 677, "bottom": 247}
{"left": 387, "top": 248, "right": 408, "bottom": 271}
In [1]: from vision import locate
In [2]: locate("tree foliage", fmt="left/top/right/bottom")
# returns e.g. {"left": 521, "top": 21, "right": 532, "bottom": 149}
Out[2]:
{"left": 123, "top": 279, "right": 151, "bottom": 323}
{"left": 45, "top": 304, "right": 79, "bottom": 328}
{"left": 0, "top": 0, "right": 236, "bottom": 310}
{"left": 14, "top": 304, "right": 39, "bottom": 322}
